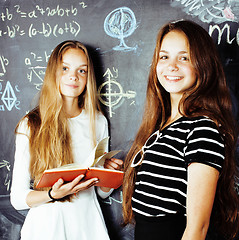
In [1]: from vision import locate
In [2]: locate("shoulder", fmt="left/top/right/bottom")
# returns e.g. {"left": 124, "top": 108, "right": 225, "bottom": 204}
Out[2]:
{"left": 95, "top": 112, "right": 108, "bottom": 139}
{"left": 176, "top": 116, "right": 220, "bottom": 134}
{"left": 16, "top": 117, "right": 29, "bottom": 135}
{"left": 171, "top": 116, "right": 221, "bottom": 136}
{"left": 185, "top": 116, "right": 221, "bottom": 136}
{"left": 183, "top": 116, "right": 224, "bottom": 170}
{"left": 95, "top": 111, "right": 108, "bottom": 126}
{"left": 179, "top": 116, "right": 223, "bottom": 144}
{"left": 16, "top": 109, "right": 40, "bottom": 136}
{"left": 180, "top": 116, "right": 217, "bottom": 126}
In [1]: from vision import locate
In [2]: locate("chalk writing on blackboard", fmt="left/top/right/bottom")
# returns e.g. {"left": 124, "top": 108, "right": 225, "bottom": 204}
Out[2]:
{"left": 0, "top": 160, "right": 11, "bottom": 191}
{"left": 79, "top": 2, "right": 87, "bottom": 9}
{"left": 102, "top": 190, "right": 123, "bottom": 205}
{"left": 25, "top": 51, "right": 51, "bottom": 66}
{"left": 171, "top": 0, "right": 239, "bottom": 24}
{"left": 0, "top": 7, "right": 12, "bottom": 22}
{"left": 0, "top": 81, "right": 20, "bottom": 111}
{"left": 27, "top": 66, "right": 46, "bottom": 90}
{"left": 29, "top": 21, "right": 81, "bottom": 38}
{"left": 25, "top": 51, "right": 50, "bottom": 90}
{"left": 0, "top": 54, "right": 20, "bottom": 111}
{"left": 97, "top": 68, "right": 136, "bottom": 117}
{"left": 209, "top": 23, "right": 238, "bottom": 45}
{"left": 11, "top": 4, "right": 85, "bottom": 19}
{"left": 0, "top": 21, "right": 81, "bottom": 39}
{"left": 0, "top": 55, "right": 9, "bottom": 80}
{"left": 0, "top": 84, "right": 2, "bottom": 110}
{"left": 0, "top": 2, "right": 89, "bottom": 39}
{"left": 104, "top": 7, "right": 138, "bottom": 52}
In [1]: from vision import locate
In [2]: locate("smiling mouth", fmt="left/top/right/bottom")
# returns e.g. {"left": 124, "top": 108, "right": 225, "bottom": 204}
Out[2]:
{"left": 66, "top": 84, "right": 79, "bottom": 88}
{"left": 165, "top": 76, "right": 183, "bottom": 82}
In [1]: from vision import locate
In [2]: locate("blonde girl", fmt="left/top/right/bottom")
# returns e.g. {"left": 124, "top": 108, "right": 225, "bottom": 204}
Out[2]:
{"left": 11, "top": 40, "right": 122, "bottom": 240}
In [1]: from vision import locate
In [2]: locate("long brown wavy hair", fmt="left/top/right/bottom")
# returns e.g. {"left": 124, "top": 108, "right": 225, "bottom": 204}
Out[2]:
{"left": 122, "top": 20, "right": 239, "bottom": 239}
{"left": 15, "top": 41, "right": 101, "bottom": 197}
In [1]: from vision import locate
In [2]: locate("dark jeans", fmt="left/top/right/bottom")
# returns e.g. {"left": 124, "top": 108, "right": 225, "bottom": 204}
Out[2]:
{"left": 135, "top": 214, "right": 186, "bottom": 240}
{"left": 135, "top": 215, "right": 230, "bottom": 240}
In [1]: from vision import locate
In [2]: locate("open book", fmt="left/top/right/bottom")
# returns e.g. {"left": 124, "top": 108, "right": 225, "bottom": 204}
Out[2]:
{"left": 36, "top": 137, "right": 123, "bottom": 189}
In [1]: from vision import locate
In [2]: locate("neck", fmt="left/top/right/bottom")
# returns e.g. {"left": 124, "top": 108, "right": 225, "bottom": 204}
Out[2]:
{"left": 63, "top": 98, "right": 82, "bottom": 118}
{"left": 170, "top": 93, "right": 181, "bottom": 109}
{"left": 162, "top": 94, "right": 183, "bottom": 128}
{"left": 170, "top": 94, "right": 181, "bottom": 116}
{"left": 170, "top": 111, "right": 182, "bottom": 122}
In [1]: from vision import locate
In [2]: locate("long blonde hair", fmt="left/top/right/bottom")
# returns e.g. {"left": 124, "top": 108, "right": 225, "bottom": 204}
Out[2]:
{"left": 16, "top": 40, "right": 101, "bottom": 190}
{"left": 123, "top": 21, "right": 239, "bottom": 239}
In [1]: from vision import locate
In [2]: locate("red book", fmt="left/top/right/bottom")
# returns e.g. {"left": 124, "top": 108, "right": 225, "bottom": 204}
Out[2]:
{"left": 36, "top": 137, "right": 123, "bottom": 189}
{"left": 36, "top": 166, "right": 124, "bottom": 189}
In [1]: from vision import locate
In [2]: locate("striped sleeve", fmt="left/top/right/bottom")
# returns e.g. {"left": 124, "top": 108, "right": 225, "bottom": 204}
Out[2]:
{"left": 184, "top": 118, "right": 224, "bottom": 171}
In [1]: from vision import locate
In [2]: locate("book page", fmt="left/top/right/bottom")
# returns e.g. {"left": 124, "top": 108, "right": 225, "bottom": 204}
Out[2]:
{"left": 90, "top": 137, "right": 109, "bottom": 166}
{"left": 44, "top": 163, "right": 84, "bottom": 172}
{"left": 93, "top": 137, "right": 109, "bottom": 164}
{"left": 95, "top": 150, "right": 122, "bottom": 167}
{"left": 44, "top": 137, "right": 121, "bottom": 173}
{"left": 83, "top": 137, "right": 108, "bottom": 167}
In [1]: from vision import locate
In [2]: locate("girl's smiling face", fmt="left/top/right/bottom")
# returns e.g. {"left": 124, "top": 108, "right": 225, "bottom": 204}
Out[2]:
{"left": 156, "top": 30, "right": 197, "bottom": 99}
{"left": 59, "top": 48, "right": 88, "bottom": 100}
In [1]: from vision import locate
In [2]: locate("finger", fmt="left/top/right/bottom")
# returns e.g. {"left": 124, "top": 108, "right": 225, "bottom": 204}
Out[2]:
{"left": 111, "top": 158, "right": 124, "bottom": 169}
{"left": 73, "top": 178, "right": 98, "bottom": 192}
{"left": 104, "top": 160, "right": 116, "bottom": 169}
{"left": 111, "top": 158, "right": 124, "bottom": 165}
{"left": 105, "top": 158, "right": 123, "bottom": 167}
{"left": 104, "top": 159, "right": 123, "bottom": 170}
{"left": 85, "top": 178, "right": 99, "bottom": 188}
{"left": 82, "top": 178, "right": 99, "bottom": 187}
{"left": 71, "top": 174, "right": 85, "bottom": 187}
{"left": 51, "top": 178, "right": 65, "bottom": 199}
{"left": 53, "top": 178, "right": 64, "bottom": 189}
{"left": 59, "top": 174, "right": 85, "bottom": 192}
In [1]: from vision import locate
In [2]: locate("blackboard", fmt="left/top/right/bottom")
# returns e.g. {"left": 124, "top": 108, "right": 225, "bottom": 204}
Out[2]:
{"left": 0, "top": 0, "right": 239, "bottom": 239}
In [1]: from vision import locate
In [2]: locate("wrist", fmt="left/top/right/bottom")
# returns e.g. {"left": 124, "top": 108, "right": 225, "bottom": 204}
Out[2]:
{"left": 48, "top": 188, "right": 61, "bottom": 201}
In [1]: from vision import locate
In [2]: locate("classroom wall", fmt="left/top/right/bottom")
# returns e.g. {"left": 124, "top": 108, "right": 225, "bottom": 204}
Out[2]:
{"left": 0, "top": 0, "right": 239, "bottom": 239}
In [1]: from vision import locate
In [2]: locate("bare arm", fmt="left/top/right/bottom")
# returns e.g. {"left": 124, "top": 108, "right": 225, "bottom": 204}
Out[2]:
{"left": 182, "top": 163, "right": 219, "bottom": 240}
{"left": 26, "top": 175, "right": 99, "bottom": 208}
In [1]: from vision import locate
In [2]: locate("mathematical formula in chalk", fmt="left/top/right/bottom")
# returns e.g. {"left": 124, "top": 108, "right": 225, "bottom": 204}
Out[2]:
{"left": 0, "top": 2, "right": 87, "bottom": 39}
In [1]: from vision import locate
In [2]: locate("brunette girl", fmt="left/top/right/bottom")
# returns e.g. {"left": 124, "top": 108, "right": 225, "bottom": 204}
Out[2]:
{"left": 123, "top": 20, "right": 239, "bottom": 240}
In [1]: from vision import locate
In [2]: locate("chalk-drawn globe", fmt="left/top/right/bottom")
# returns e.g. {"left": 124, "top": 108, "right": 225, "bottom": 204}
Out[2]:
{"left": 104, "top": 7, "right": 137, "bottom": 51}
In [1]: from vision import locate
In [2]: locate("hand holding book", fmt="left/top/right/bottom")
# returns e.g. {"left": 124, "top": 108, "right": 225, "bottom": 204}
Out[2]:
{"left": 36, "top": 137, "right": 124, "bottom": 189}
{"left": 48, "top": 174, "right": 100, "bottom": 200}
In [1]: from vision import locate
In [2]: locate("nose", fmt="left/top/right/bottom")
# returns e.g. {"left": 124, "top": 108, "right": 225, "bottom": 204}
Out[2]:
{"left": 69, "top": 73, "right": 78, "bottom": 81}
{"left": 168, "top": 60, "right": 179, "bottom": 71}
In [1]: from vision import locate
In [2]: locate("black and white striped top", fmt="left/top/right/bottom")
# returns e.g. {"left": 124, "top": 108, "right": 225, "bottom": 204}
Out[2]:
{"left": 132, "top": 116, "right": 224, "bottom": 218}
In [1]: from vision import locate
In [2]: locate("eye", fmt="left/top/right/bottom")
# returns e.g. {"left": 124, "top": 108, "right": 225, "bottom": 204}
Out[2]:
{"left": 159, "top": 55, "right": 168, "bottom": 60}
{"left": 62, "top": 66, "right": 68, "bottom": 71}
{"left": 179, "top": 56, "right": 189, "bottom": 61}
{"left": 78, "top": 69, "right": 87, "bottom": 74}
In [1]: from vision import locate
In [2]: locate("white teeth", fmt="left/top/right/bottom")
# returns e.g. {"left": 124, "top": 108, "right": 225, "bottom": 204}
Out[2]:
{"left": 166, "top": 76, "right": 181, "bottom": 80}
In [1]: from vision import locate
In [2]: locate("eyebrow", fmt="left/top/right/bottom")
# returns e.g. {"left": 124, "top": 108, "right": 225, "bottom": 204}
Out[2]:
{"left": 62, "top": 62, "right": 88, "bottom": 67}
{"left": 159, "top": 50, "right": 188, "bottom": 54}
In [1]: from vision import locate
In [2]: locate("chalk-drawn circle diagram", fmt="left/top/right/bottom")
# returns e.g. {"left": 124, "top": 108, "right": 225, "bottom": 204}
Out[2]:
{"left": 98, "top": 77, "right": 136, "bottom": 117}
{"left": 104, "top": 7, "right": 137, "bottom": 51}
{"left": 98, "top": 80, "right": 123, "bottom": 108}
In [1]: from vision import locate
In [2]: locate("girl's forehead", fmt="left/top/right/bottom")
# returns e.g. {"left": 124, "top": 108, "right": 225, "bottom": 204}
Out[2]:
{"left": 61, "top": 48, "right": 88, "bottom": 66}
{"left": 160, "top": 31, "right": 189, "bottom": 52}
{"left": 62, "top": 48, "right": 85, "bottom": 57}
